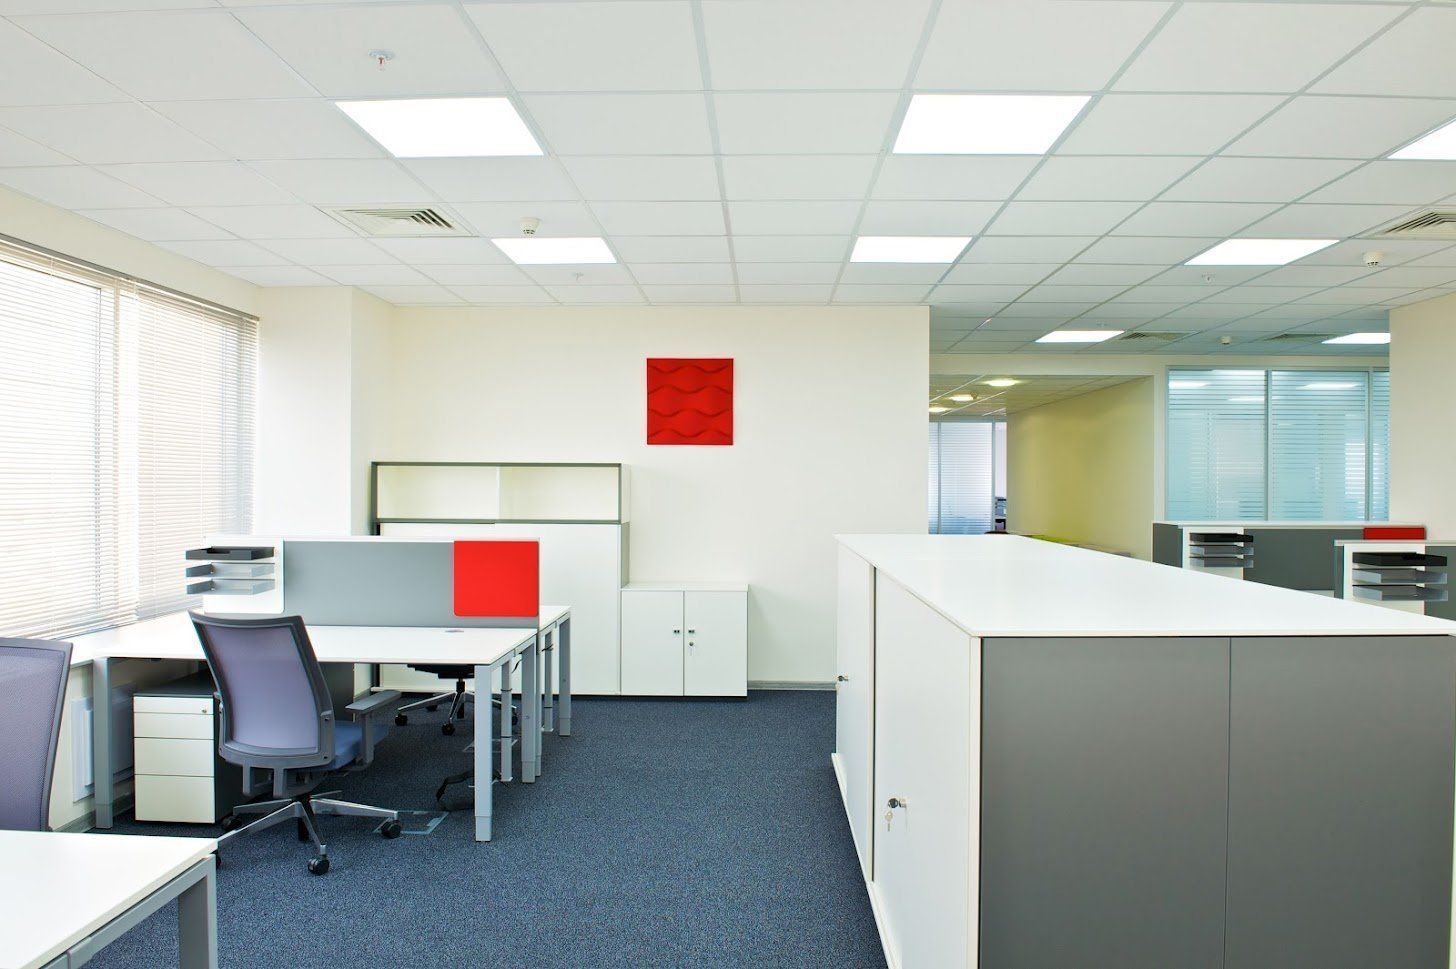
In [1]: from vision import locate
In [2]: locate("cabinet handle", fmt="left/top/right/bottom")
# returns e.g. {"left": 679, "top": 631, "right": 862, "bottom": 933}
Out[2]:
{"left": 687, "top": 629, "right": 696, "bottom": 634}
{"left": 837, "top": 674, "right": 849, "bottom": 682}
{"left": 672, "top": 629, "right": 681, "bottom": 634}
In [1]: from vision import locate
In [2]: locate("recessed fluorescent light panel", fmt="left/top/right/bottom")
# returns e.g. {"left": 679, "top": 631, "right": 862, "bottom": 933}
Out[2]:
{"left": 1323, "top": 332, "right": 1391, "bottom": 345}
{"left": 947, "top": 394, "right": 975, "bottom": 403}
{"left": 929, "top": 405, "right": 950, "bottom": 414}
{"left": 1035, "top": 329, "right": 1123, "bottom": 344}
{"left": 1391, "top": 118, "right": 1456, "bottom": 160}
{"left": 1301, "top": 381, "right": 1358, "bottom": 390}
{"left": 492, "top": 237, "right": 615, "bottom": 265}
{"left": 894, "top": 94, "right": 1090, "bottom": 154}
{"left": 983, "top": 378, "right": 1021, "bottom": 388}
{"left": 851, "top": 236, "right": 971, "bottom": 263}
{"left": 1186, "top": 239, "right": 1337, "bottom": 266}
{"left": 337, "top": 98, "right": 541, "bottom": 157}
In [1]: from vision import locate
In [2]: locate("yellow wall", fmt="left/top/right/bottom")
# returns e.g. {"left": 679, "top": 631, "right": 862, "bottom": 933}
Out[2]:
{"left": 1007, "top": 377, "right": 1154, "bottom": 559}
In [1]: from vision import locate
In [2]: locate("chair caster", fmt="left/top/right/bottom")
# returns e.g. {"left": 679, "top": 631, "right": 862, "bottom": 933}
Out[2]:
{"left": 441, "top": 721, "right": 456, "bottom": 736}
{"left": 381, "top": 820, "right": 403, "bottom": 839}
{"left": 395, "top": 713, "right": 408, "bottom": 726}
{"left": 220, "top": 814, "right": 243, "bottom": 832}
{"left": 307, "top": 856, "right": 329, "bottom": 876}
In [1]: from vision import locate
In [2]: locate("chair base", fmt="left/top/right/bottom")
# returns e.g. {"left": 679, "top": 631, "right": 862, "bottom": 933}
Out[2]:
{"left": 219, "top": 792, "right": 401, "bottom": 873}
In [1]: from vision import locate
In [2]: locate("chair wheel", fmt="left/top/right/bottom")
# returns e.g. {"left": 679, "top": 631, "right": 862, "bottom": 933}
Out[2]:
{"left": 220, "top": 814, "right": 243, "bottom": 832}
{"left": 395, "top": 713, "right": 408, "bottom": 726}
{"left": 381, "top": 820, "right": 403, "bottom": 839}
{"left": 441, "top": 721, "right": 456, "bottom": 736}
{"left": 307, "top": 856, "right": 329, "bottom": 875}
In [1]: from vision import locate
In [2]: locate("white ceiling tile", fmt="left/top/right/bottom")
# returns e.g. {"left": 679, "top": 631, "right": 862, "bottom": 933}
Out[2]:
{"left": 15, "top": 10, "right": 314, "bottom": 100}
{"left": 467, "top": 1, "right": 701, "bottom": 92}
{"left": 0, "top": 0, "right": 211, "bottom": 11}
{"left": 1043, "top": 264, "right": 1163, "bottom": 286}
{"left": 1114, "top": 3, "right": 1401, "bottom": 94}
{"left": 1019, "top": 284, "right": 1129, "bottom": 303}
{"left": 1314, "top": 8, "right": 1456, "bottom": 98}
{"left": 940, "top": 264, "right": 1055, "bottom": 285}
{"left": 839, "top": 264, "right": 948, "bottom": 285}
{"left": 858, "top": 200, "right": 999, "bottom": 235}
{"left": 522, "top": 94, "right": 712, "bottom": 155}
{"left": 547, "top": 285, "right": 645, "bottom": 304}
{"left": 713, "top": 93, "right": 899, "bottom": 154}
{"left": 162, "top": 239, "right": 286, "bottom": 267}
{"left": 560, "top": 156, "right": 720, "bottom": 202}
{"left": 100, "top": 162, "right": 295, "bottom": 206}
{"left": 78, "top": 207, "right": 232, "bottom": 242}
{"left": 1241, "top": 203, "right": 1415, "bottom": 237}
{"left": 255, "top": 238, "right": 397, "bottom": 266}
{"left": 627, "top": 263, "right": 734, "bottom": 285}
{"left": 219, "top": 265, "right": 332, "bottom": 287}
{"left": 929, "top": 284, "right": 1034, "bottom": 302}
{"left": 363, "top": 285, "right": 463, "bottom": 305}
{"left": 446, "top": 285, "right": 551, "bottom": 304}
{"left": 1057, "top": 94, "right": 1285, "bottom": 155}
{"left": 738, "top": 284, "right": 833, "bottom": 303}
{"left": 612, "top": 235, "right": 731, "bottom": 263}
{"left": 1116, "top": 284, "right": 1219, "bottom": 302}
{"left": 151, "top": 100, "right": 386, "bottom": 160}
{"left": 1297, "top": 287, "right": 1417, "bottom": 305}
{"left": 961, "top": 236, "right": 1096, "bottom": 263}
{"left": 1228, "top": 96, "right": 1456, "bottom": 159}
{"left": 873, "top": 156, "right": 1038, "bottom": 200}
{"left": 0, "top": 166, "right": 159, "bottom": 209}
{"left": 0, "top": 128, "right": 70, "bottom": 167}
{"left": 720, "top": 155, "right": 876, "bottom": 200}
{"left": 186, "top": 204, "right": 359, "bottom": 239}
{"left": 734, "top": 263, "right": 840, "bottom": 284}
{"left": 994, "top": 301, "right": 1100, "bottom": 317}
{"left": 1242, "top": 265, "right": 1379, "bottom": 287}
{"left": 731, "top": 235, "right": 848, "bottom": 261}
{"left": 834, "top": 284, "right": 933, "bottom": 302}
{"left": 452, "top": 201, "right": 599, "bottom": 238}
{"left": 417, "top": 265, "right": 531, "bottom": 286}
{"left": 1150, "top": 265, "right": 1269, "bottom": 286}
{"left": 522, "top": 265, "right": 635, "bottom": 286}
{"left": 370, "top": 236, "right": 510, "bottom": 264}
{"left": 0, "top": 19, "right": 125, "bottom": 106}
{"left": 246, "top": 160, "right": 428, "bottom": 206}
{"left": 235, "top": 5, "right": 507, "bottom": 98}
{"left": 975, "top": 315, "right": 1072, "bottom": 330}
{"left": 1018, "top": 157, "right": 1199, "bottom": 202}
{"left": 702, "top": 0, "right": 931, "bottom": 89}
{"left": 642, "top": 284, "right": 738, "bottom": 303}
{"left": 986, "top": 201, "right": 1140, "bottom": 236}
{"left": 1160, "top": 158, "right": 1358, "bottom": 203}
{"left": 1201, "top": 286, "right": 1320, "bottom": 304}
{"left": 0, "top": 103, "right": 224, "bottom": 164}
{"left": 403, "top": 158, "right": 577, "bottom": 202}
{"left": 726, "top": 201, "right": 861, "bottom": 235}
{"left": 918, "top": 1, "right": 1167, "bottom": 90}
{"left": 592, "top": 201, "right": 724, "bottom": 235}
{"left": 1401, "top": 248, "right": 1456, "bottom": 269}
{"left": 1112, "top": 201, "right": 1279, "bottom": 236}
{"left": 1075, "top": 236, "right": 1221, "bottom": 264}
{"left": 1360, "top": 266, "right": 1456, "bottom": 288}
{"left": 1303, "top": 161, "right": 1456, "bottom": 205}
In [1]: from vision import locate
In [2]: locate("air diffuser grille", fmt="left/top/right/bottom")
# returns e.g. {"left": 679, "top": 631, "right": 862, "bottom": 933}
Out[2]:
{"left": 1377, "top": 211, "right": 1456, "bottom": 240}
{"left": 323, "top": 206, "right": 469, "bottom": 237}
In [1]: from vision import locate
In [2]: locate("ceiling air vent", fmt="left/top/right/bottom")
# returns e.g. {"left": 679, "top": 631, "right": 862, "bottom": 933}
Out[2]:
{"left": 1377, "top": 211, "right": 1456, "bottom": 240}
{"left": 1116, "top": 331, "right": 1182, "bottom": 342}
{"left": 1262, "top": 332, "right": 1334, "bottom": 343}
{"left": 323, "top": 206, "right": 470, "bottom": 238}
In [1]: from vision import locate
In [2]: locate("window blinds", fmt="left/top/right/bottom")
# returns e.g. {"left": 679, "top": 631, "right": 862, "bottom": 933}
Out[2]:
{"left": 928, "top": 421, "right": 998, "bottom": 535}
{"left": 1166, "top": 369, "right": 1267, "bottom": 521}
{"left": 1268, "top": 370, "right": 1368, "bottom": 521}
{"left": 0, "top": 239, "right": 256, "bottom": 639}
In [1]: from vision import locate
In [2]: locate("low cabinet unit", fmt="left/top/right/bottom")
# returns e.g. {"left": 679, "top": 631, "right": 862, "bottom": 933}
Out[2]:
{"left": 620, "top": 584, "right": 747, "bottom": 697}
{"left": 132, "top": 673, "right": 242, "bottom": 825}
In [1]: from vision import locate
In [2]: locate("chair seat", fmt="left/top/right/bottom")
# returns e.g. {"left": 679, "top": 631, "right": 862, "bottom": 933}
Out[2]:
{"left": 328, "top": 721, "right": 364, "bottom": 770}
{"left": 408, "top": 664, "right": 475, "bottom": 679}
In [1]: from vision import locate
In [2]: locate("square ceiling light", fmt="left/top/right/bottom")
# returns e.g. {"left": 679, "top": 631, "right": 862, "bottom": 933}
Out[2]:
{"left": 851, "top": 236, "right": 971, "bottom": 263}
{"left": 1323, "top": 332, "right": 1391, "bottom": 345}
{"left": 1035, "top": 329, "right": 1123, "bottom": 343}
{"left": 337, "top": 98, "right": 541, "bottom": 157}
{"left": 893, "top": 94, "right": 1090, "bottom": 154}
{"left": 1391, "top": 118, "right": 1456, "bottom": 160}
{"left": 492, "top": 237, "right": 615, "bottom": 265}
{"left": 1186, "top": 238, "right": 1337, "bottom": 266}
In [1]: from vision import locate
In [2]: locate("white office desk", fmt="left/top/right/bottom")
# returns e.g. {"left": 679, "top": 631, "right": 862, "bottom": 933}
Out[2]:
{"left": 0, "top": 831, "right": 216, "bottom": 969}
{"left": 73, "top": 605, "right": 573, "bottom": 843}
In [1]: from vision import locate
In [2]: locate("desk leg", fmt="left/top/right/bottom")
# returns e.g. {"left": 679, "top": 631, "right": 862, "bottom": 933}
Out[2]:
{"left": 559, "top": 617, "right": 572, "bottom": 737}
{"left": 498, "top": 656, "right": 514, "bottom": 784}
{"left": 521, "top": 635, "right": 538, "bottom": 784}
{"left": 177, "top": 857, "right": 218, "bottom": 969}
{"left": 474, "top": 662, "right": 492, "bottom": 842}
{"left": 543, "top": 628, "right": 556, "bottom": 733}
{"left": 92, "top": 656, "right": 114, "bottom": 829}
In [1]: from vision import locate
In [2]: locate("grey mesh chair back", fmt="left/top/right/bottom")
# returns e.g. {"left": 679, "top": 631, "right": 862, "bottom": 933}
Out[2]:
{"left": 189, "top": 613, "right": 334, "bottom": 771}
{"left": 0, "top": 638, "right": 73, "bottom": 831}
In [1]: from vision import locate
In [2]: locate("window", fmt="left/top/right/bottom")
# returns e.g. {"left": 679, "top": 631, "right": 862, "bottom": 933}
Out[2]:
{"left": 1166, "top": 367, "right": 1389, "bottom": 522}
{"left": 0, "top": 239, "right": 256, "bottom": 639}
{"left": 929, "top": 421, "right": 1005, "bottom": 534}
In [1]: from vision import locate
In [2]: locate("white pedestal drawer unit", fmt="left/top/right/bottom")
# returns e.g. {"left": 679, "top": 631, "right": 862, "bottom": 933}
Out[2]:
{"left": 620, "top": 584, "right": 747, "bottom": 697}
{"left": 132, "top": 674, "right": 241, "bottom": 825}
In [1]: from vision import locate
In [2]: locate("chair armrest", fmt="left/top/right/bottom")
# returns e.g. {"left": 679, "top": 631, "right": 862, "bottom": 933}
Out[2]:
{"left": 346, "top": 690, "right": 401, "bottom": 719}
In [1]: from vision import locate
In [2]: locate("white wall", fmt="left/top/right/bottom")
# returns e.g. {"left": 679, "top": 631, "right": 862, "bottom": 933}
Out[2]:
{"left": 370, "top": 306, "right": 928, "bottom": 684}
{"left": 1389, "top": 292, "right": 1456, "bottom": 536}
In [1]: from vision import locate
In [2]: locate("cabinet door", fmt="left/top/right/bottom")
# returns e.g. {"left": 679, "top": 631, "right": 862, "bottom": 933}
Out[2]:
{"left": 873, "top": 572, "right": 975, "bottom": 969}
{"left": 620, "top": 590, "right": 684, "bottom": 696}
{"left": 683, "top": 591, "right": 746, "bottom": 697}
{"left": 835, "top": 545, "right": 875, "bottom": 880}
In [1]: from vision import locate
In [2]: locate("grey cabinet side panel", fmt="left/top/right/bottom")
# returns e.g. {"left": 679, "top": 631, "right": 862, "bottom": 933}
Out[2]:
{"left": 980, "top": 637, "right": 1229, "bottom": 969}
{"left": 1243, "top": 527, "right": 1357, "bottom": 590}
{"left": 1152, "top": 523, "right": 1183, "bottom": 567}
{"left": 1424, "top": 547, "right": 1456, "bottom": 621}
{"left": 1227, "top": 635, "right": 1456, "bottom": 969}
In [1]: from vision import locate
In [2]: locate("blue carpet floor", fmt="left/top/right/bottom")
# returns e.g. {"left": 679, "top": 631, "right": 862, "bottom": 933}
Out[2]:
{"left": 89, "top": 690, "right": 886, "bottom": 968}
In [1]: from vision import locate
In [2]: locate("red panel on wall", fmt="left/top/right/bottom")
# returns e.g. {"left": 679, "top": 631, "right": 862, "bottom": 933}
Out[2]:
{"left": 646, "top": 358, "right": 734, "bottom": 445}
{"left": 453, "top": 540, "right": 539, "bottom": 618}
{"left": 1363, "top": 526, "right": 1426, "bottom": 540}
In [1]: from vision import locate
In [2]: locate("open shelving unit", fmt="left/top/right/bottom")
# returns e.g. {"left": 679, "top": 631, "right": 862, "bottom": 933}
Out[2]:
{"left": 369, "top": 461, "right": 628, "bottom": 531}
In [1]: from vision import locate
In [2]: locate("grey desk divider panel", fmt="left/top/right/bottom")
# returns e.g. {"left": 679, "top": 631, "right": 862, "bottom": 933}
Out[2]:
{"left": 1243, "top": 527, "right": 1359, "bottom": 590}
{"left": 282, "top": 540, "right": 527, "bottom": 628}
{"left": 1152, "top": 523, "right": 1183, "bottom": 567}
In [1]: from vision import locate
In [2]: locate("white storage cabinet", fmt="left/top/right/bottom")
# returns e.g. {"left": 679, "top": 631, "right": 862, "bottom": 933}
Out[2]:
{"left": 620, "top": 584, "right": 747, "bottom": 697}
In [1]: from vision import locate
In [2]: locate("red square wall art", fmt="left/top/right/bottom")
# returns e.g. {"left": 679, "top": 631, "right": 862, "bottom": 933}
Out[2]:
{"left": 646, "top": 358, "right": 734, "bottom": 446}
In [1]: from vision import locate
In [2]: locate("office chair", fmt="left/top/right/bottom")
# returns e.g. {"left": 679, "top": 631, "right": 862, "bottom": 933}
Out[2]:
{"left": 395, "top": 664, "right": 474, "bottom": 736}
{"left": 190, "top": 612, "right": 404, "bottom": 874}
{"left": 0, "top": 638, "right": 73, "bottom": 831}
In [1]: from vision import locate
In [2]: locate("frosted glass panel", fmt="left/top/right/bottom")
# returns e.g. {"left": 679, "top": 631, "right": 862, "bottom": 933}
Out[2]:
{"left": 1268, "top": 371, "right": 1368, "bottom": 521}
{"left": 1167, "top": 369, "right": 1266, "bottom": 521}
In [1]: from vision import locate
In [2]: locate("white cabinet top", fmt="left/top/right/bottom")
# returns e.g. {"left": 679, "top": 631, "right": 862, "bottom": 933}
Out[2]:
{"left": 838, "top": 534, "right": 1456, "bottom": 639}
{"left": 622, "top": 582, "right": 748, "bottom": 592}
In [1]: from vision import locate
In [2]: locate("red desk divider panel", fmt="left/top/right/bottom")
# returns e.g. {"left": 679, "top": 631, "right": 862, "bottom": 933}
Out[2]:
{"left": 453, "top": 540, "right": 538, "bottom": 618}
{"left": 1363, "top": 526, "right": 1426, "bottom": 540}
{"left": 646, "top": 358, "right": 734, "bottom": 445}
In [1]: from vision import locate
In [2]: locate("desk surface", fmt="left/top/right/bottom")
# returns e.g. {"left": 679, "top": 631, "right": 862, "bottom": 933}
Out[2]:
{"left": 0, "top": 831, "right": 215, "bottom": 969}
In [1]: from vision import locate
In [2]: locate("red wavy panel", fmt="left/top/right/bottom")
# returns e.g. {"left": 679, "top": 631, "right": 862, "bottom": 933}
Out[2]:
{"left": 647, "top": 358, "right": 733, "bottom": 445}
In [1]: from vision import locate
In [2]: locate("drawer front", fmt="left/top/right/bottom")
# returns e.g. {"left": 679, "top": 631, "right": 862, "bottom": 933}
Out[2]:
{"left": 135, "top": 737, "right": 215, "bottom": 777}
{"left": 134, "top": 775, "right": 217, "bottom": 824}
{"left": 134, "top": 712, "right": 213, "bottom": 740}
{"left": 134, "top": 694, "right": 213, "bottom": 716}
